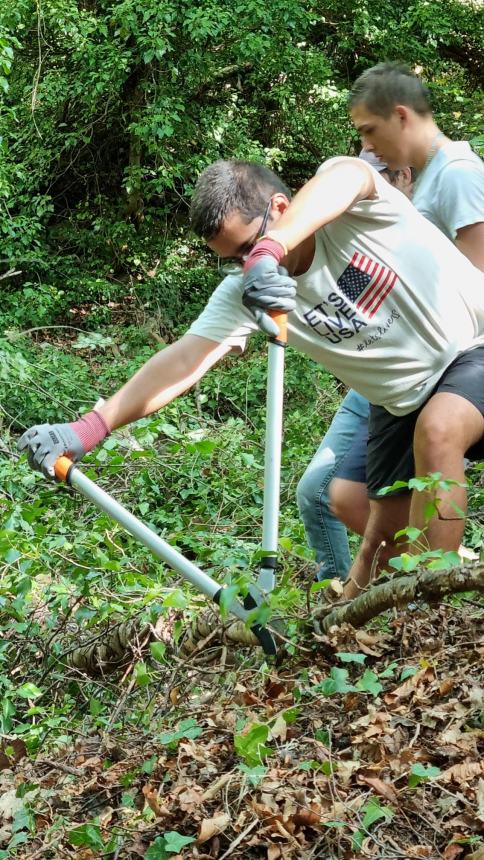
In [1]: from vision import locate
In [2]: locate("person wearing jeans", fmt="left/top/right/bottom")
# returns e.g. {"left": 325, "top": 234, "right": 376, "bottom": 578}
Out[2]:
{"left": 296, "top": 389, "right": 369, "bottom": 579}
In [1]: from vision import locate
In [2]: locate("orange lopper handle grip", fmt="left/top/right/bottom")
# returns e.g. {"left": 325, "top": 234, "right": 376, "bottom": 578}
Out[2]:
{"left": 269, "top": 311, "right": 287, "bottom": 343}
{"left": 54, "top": 456, "right": 74, "bottom": 482}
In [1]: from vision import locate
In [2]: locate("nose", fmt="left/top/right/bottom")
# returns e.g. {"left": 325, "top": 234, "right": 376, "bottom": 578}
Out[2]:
{"left": 361, "top": 141, "right": 374, "bottom": 153}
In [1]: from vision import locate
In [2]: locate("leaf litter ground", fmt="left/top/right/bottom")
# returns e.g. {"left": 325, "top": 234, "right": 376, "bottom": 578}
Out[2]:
{"left": 0, "top": 601, "right": 483, "bottom": 860}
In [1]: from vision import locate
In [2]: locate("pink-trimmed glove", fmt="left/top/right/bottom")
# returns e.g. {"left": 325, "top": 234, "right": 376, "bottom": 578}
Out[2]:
{"left": 242, "top": 240, "right": 296, "bottom": 337}
{"left": 18, "top": 411, "right": 109, "bottom": 479}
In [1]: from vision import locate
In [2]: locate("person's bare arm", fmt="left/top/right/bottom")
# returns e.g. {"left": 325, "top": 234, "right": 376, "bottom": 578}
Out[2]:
{"left": 98, "top": 333, "right": 232, "bottom": 431}
{"left": 267, "top": 159, "right": 375, "bottom": 253}
{"left": 455, "top": 222, "right": 484, "bottom": 272}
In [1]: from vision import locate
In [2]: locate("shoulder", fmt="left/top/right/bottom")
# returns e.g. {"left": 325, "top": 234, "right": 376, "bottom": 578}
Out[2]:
{"left": 316, "top": 156, "right": 369, "bottom": 177}
{"left": 437, "top": 142, "right": 484, "bottom": 180}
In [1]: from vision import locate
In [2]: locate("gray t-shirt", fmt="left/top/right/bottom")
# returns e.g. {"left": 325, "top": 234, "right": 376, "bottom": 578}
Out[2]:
{"left": 413, "top": 141, "right": 484, "bottom": 240}
{"left": 188, "top": 157, "right": 484, "bottom": 416}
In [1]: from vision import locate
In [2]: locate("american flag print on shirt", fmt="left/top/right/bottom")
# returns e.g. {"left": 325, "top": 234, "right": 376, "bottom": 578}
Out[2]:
{"left": 337, "top": 251, "right": 398, "bottom": 318}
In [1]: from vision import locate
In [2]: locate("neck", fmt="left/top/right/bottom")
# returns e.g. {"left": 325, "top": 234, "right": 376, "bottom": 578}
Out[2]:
{"left": 412, "top": 121, "right": 446, "bottom": 171}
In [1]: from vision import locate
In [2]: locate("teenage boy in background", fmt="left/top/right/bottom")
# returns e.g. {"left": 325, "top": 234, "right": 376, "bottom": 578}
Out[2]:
{"left": 306, "top": 63, "right": 484, "bottom": 586}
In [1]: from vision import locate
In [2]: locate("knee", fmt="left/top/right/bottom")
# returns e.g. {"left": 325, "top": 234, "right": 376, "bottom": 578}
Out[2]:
{"left": 414, "top": 413, "right": 454, "bottom": 457}
{"left": 297, "top": 463, "right": 332, "bottom": 514}
{"left": 329, "top": 479, "right": 349, "bottom": 520}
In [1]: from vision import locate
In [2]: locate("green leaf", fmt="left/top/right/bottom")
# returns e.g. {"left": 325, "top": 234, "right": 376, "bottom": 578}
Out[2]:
{"left": 158, "top": 718, "right": 202, "bottom": 749}
{"left": 378, "top": 480, "right": 409, "bottom": 495}
{"left": 15, "top": 683, "right": 42, "bottom": 699}
{"left": 352, "top": 828, "right": 364, "bottom": 852}
{"left": 279, "top": 536, "right": 292, "bottom": 551}
{"left": 145, "top": 837, "right": 169, "bottom": 860}
{"left": 4, "top": 548, "right": 21, "bottom": 564}
{"left": 238, "top": 763, "right": 267, "bottom": 786}
{"left": 394, "top": 526, "right": 422, "bottom": 542}
{"left": 150, "top": 642, "right": 167, "bottom": 663}
{"left": 379, "top": 661, "right": 398, "bottom": 679}
{"left": 188, "top": 439, "right": 217, "bottom": 457}
{"left": 234, "top": 723, "right": 272, "bottom": 766}
{"left": 134, "top": 661, "right": 151, "bottom": 687}
{"left": 68, "top": 823, "right": 105, "bottom": 851}
{"left": 162, "top": 589, "right": 188, "bottom": 609}
{"left": 218, "top": 584, "right": 240, "bottom": 618}
{"left": 408, "top": 763, "right": 441, "bottom": 787}
{"left": 400, "top": 666, "right": 418, "bottom": 681}
{"left": 356, "top": 669, "right": 383, "bottom": 697}
{"left": 361, "top": 797, "right": 394, "bottom": 828}
{"left": 89, "top": 698, "right": 103, "bottom": 716}
{"left": 408, "top": 476, "right": 431, "bottom": 492}
{"left": 314, "top": 728, "right": 331, "bottom": 746}
{"left": 163, "top": 831, "right": 196, "bottom": 852}
{"left": 336, "top": 652, "right": 367, "bottom": 664}
{"left": 314, "top": 667, "right": 356, "bottom": 696}
{"left": 299, "top": 759, "right": 334, "bottom": 775}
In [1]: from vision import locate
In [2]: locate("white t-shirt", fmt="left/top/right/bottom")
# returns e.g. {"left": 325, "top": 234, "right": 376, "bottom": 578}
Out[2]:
{"left": 413, "top": 141, "right": 484, "bottom": 240}
{"left": 188, "top": 157, "right": 484, "bottom": 416}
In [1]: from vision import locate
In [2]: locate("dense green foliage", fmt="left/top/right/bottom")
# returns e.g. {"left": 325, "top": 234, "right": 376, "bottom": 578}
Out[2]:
{"left": 0, "top": 0, "right": 482, "bottom": 338}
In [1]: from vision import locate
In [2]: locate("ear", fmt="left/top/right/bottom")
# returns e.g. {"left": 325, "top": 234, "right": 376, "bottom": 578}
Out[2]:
{"left": 270, "top": 193, "right": 290, "bottom": 218}
{"left": 394, "top": 105, "right": 412, "bottom": 128}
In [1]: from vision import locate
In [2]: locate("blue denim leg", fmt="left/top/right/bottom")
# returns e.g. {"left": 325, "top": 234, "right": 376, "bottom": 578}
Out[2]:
{"left": 296, "top": 390, "right": 370, "bottom": 580}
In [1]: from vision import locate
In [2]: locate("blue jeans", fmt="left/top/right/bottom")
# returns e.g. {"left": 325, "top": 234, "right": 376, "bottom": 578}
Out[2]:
{"left": 296, "top": 389, "right": 370, "bottom": 580}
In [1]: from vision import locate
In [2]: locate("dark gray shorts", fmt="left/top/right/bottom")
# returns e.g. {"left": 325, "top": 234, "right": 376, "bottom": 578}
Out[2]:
{"left": 334, "top": 418, "right": 368, "bottom": 484}
{"left": 367, "top": 347, "right": 484, "bottom": 498}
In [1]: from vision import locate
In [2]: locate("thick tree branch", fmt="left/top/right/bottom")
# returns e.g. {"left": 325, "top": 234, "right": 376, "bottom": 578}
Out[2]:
{"left": 314, "top": 564, "right": 484, "bottom": 633}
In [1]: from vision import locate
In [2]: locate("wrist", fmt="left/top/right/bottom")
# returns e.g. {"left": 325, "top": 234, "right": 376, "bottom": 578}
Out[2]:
{"left": 70, "top": 410, "right": 110, "bottom": 453}
{"left": 243, "top": 237, "right": 288, "bottom": 272}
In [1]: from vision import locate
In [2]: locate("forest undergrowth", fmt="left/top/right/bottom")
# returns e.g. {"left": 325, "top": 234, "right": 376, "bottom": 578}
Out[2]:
{"left": 1, "top": 311, "right": 483, "bottom": 859}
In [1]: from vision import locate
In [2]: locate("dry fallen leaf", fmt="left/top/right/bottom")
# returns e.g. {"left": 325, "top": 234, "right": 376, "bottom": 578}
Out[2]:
{"left": 439, "top": 678, "right": 455, "bottom": 696}
{"left": 442, "top": 844, "right": 464, "bottom": 860}
{"left": 385, "top": 667, "right": 434, "bottom": 704}
{"left": 466, "top": 849, "right": 484, "bottom": 860}
{"left": 358, "top": 775, "right": 398, "bottom": 804}
{"left": 267, "top": 846, "right": 283, "bottom": 860}
{"left": 476, "top": 778, "right": 484, "bottom": 823}
{"left": 439, "top": 760, "right": 484, "bottom": 785}
{"left": 269, "top": 713, "right": 288, "bottom": 742}
{"left": 142, "top": 784, "right": 170, "bottom": 817}
{"left": 197, "top": 812, "right": 231, "bottom": 844}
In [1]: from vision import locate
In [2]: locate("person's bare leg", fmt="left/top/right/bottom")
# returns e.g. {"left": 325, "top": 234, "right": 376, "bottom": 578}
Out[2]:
{"left": 343, "top": 495, "right": 411, "bottom": 600}
{"left": 410, "top": 393, "right": 484, "bottom": 549}
{"left": 330, "top": 478, "right": 370, "bottom": 535}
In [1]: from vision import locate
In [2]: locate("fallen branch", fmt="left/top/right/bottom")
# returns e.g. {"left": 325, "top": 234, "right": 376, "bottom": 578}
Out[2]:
{"left": 57, "top": 566, "right": 483, "bottom": 674}
{"left": 314, "top": 563, "right": 484, "bottom": 633}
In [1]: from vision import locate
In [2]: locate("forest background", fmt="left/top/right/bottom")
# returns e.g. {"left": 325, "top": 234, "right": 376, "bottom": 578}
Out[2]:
{"left": 0, "top": 0, "right": 483, "bottom": 858}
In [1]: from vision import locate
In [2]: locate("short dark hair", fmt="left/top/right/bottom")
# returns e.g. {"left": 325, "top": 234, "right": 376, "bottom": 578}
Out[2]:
{"left": 349, "top": 62, "right": 432, "bottom": 118}
{"left": 190, "top": 160, "right": 291, "bottom": 240}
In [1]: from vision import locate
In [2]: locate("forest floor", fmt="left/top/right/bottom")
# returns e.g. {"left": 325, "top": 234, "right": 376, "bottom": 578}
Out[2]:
{"left": 1, "top": 599, "right": 483, "bottom": 860}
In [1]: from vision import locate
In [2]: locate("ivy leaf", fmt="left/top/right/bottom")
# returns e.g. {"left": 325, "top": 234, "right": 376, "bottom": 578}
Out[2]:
{"left": 68, "top": 823, "right": 105, "bottom": 851}
{"left": 234, "top": 723, "right": 272, "bottom": 766}
{"left": 408, "top": 763, "right": 441, "bottom": 787}
{"left": 356, "top": 669, "right": 383, "bottom": 697}
{"left": 163, "top": 831, "right": 196, "bottom": 852}
{"left": 361, "top": 797, "right": 394, "bottom": 828}
{"left": 336, "top": 652, "right": 367, "bottom": 664}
